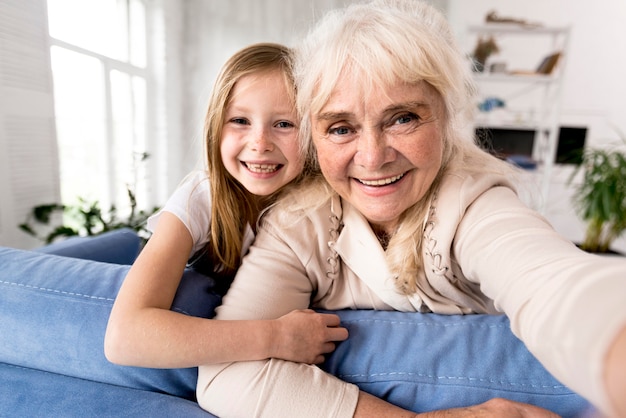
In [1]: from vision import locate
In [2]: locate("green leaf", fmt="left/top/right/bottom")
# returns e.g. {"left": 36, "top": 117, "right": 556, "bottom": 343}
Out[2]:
{"left": 18, "top": 223, "right": 36, "bottom": 236}
{"left": 45, "top": 226, "right": 79, "bottom": 244}
{"left": 32, "top": 204, "right": 65, "bottom": 223}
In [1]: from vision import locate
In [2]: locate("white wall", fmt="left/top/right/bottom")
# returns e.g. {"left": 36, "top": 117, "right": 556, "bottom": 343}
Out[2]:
{"left": 0, "top": 0, "right": 60, "bottom": 249}
{"left": 449, "top": 0, "right": 626, "bottom": 134}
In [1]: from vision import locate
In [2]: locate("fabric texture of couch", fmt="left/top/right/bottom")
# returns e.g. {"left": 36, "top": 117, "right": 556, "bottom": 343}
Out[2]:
{"left": 0, "top": 228, "right": 596, "bottom": 417}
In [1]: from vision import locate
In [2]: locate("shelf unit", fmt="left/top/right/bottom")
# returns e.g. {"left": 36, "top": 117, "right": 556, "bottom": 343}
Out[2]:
{"left": 468, "top": 24, "right": 571, "bottom": 211}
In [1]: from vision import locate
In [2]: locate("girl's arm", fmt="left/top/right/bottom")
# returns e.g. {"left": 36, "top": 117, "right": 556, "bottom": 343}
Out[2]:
{"left": 104, "top": 212, "right": 347, "bottom": 368}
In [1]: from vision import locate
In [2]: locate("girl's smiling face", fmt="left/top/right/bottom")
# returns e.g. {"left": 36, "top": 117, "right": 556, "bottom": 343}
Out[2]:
{"left": 221, "top": 69, "right": 303, "bottom": 196}
{"left": 312, "top": 73, "right": 444, "bottom": 235}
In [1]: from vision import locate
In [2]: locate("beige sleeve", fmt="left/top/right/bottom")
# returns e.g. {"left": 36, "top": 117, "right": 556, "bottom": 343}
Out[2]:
{"left": 455, "top": 186, "right": 626, "bottom": 416}
{"left": 197, "top": 360, "right": 358, "bottom": 418}
{"left": 196, "top": 221, "right": 360, "bottom": 417}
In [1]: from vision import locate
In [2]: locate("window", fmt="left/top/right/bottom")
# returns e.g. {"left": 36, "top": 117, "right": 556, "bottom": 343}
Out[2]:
{"left": 47, "top": 0, "right": 150, "bottom": 216}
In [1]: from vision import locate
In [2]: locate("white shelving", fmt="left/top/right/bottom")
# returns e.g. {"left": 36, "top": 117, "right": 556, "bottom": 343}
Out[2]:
{"left": 468, "top": 23, "right": 570, "bottom": 212}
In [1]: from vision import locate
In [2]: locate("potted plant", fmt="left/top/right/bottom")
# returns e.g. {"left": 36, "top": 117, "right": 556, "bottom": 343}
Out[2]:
{"left": 19, "top": 152, "right": 159, "bottom": 247}
{"left": 19, "top": 185, "right": 159, "bottom": 246}
{"left": 570, "top": 129, "right": 626, "bottom": 254}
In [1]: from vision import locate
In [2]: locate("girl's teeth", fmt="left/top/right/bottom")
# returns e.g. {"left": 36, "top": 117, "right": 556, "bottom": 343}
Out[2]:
{"left": 359, "top": 173, "right": 404, "bottom": 186}
{"left": 246, "top": 163, "right": 279, "bottom": 173}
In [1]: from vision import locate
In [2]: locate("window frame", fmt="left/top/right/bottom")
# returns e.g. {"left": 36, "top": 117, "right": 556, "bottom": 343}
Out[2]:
{"left": 47, "top": 0, "right": 157, "bottom": 216}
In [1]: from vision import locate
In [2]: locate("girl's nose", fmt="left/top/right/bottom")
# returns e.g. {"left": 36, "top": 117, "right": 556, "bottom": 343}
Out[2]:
{"left": 250, "top": 126, "right": 274, "bottom": 152}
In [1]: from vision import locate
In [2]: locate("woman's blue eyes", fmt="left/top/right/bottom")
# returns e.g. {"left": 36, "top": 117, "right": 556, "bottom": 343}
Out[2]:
{"left": 328, "top": 113, "right": 419, "bottom": 136}
{"left": 329, "top": 126, "right": 351, "bottom": 136}
{"left": 395, "top": 113, "right": 416, "bottom": 124}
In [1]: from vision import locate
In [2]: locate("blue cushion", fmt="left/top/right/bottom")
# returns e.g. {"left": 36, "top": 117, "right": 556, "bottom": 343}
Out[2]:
{"left": 0, "top": 247, "right": 222, "bottom": 401}
{"left": 0, "top": 362, "right": 214, "bottom": 417}
{"left": 323, "top": 310, "right": 595, "bottom": 417}
{"left": 34, "top": 228, "right": 141, "bottom": 265}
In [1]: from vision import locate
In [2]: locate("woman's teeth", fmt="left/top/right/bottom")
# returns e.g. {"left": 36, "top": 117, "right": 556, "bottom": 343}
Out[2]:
{"left": 358, "top": 173, "right": 404, "bottom": 186}
{"left": 245, "top": 163, "right": 279, "bottom": 173}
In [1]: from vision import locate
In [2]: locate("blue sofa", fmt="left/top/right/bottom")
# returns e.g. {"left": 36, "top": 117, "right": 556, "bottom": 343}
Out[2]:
{"left": 0, "top": 229, "right": 596, "bottom": 417}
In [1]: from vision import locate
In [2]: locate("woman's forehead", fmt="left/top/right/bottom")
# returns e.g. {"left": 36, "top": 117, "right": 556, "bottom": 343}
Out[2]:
{"left": 316, "top": 72, "right": 441, "bottom": 116}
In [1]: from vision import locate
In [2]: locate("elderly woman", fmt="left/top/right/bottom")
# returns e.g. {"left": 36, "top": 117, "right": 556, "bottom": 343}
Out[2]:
{"left": 196, "top": 0, "right": 626, "bottom": 417}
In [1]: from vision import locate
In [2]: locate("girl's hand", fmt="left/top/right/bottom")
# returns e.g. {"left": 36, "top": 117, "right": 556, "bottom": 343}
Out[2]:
{"left": 270, "top": 309, "right": 348, "bottom": 364}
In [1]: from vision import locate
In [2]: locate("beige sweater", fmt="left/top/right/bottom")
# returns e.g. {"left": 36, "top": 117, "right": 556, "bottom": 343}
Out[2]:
{"left": 197, "top": 171, "right": 626, "bottom": 417}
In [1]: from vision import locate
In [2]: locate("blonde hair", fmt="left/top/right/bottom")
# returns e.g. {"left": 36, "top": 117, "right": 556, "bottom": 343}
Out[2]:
{"left": 203, "top": 42, "right": 299, "bottom": 276}
{"left": 292, "top": 0, "right": 517, "bottom": 294}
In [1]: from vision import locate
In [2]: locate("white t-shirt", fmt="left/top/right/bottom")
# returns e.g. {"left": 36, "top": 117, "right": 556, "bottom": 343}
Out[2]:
{"left": 147, "top": 170, "right": 255, "bottom": 259}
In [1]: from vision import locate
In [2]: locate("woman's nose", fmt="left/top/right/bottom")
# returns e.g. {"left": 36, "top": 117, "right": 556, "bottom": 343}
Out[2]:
{"left": 354, "top": 130, "right": 393, "bottom": 169}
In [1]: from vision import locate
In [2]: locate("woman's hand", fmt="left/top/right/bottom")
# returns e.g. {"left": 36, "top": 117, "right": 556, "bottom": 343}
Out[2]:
{"left": 422, "top": 398, "right": 562, "bottom": 418}
{"left": 356, "top": 392, "right": 561, "bottom": 418}
{"left": 270, "top": 309, "right": 348, "bottom": 364}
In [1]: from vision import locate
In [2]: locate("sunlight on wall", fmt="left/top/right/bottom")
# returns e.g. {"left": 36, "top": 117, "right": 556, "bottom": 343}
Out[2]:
{"left": 49, "top": 46, "right": 107, "bottom": 205}
{"left": 47, "top": 0, "right": 145, "bottom": 66}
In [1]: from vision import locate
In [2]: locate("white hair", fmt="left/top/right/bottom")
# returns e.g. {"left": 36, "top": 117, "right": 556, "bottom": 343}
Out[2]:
{"left": 294, "top": 0, "right": 481, "bottom": 167}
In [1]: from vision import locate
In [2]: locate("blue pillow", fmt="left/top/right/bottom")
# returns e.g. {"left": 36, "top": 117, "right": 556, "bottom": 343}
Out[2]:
{"left": 322, "top": 310, "right": 594, "bottom": 417}
{"left": 34, "top": 228, "right": 141, "bottom": 265}
{"left": 0, "top": 362, "right": 213, "bottom": 418}
{"left": 0, "top": 247, "right": 221, "bottom": 400}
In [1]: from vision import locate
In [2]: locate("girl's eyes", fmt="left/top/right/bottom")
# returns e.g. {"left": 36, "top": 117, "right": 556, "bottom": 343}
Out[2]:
{"left": 230, "top": 117, "right": 249, "bottom": 125}
{"left": 275, "top": 120, "right": 295, "bottom": 129}
{"left": 227, "top": 118, "right": 295, "bottom": 129}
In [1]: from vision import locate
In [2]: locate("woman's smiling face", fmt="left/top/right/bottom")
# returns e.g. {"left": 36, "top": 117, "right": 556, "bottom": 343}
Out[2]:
{"left": 311, "top": 72, "right": 445, "bottom": 235}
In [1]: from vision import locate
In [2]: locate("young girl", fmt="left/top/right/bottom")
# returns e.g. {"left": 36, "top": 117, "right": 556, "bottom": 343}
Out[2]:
{"left": 104, "top": 43, "right": 347, "bottom": 369}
